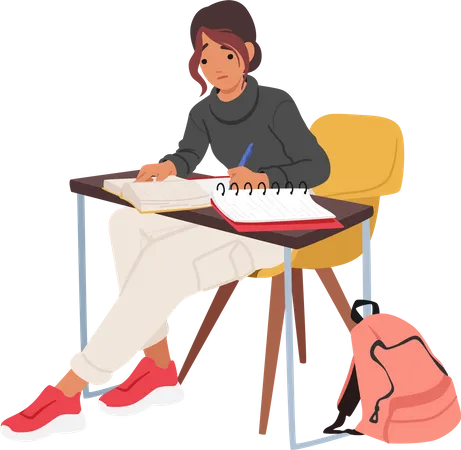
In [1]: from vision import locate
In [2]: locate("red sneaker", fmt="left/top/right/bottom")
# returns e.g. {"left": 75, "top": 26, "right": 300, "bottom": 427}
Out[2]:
{"left": 99, "top": 358, "right": 183, "bottom": 416}
{"left": 1, "top": 386, "right": 84, "bottom": 442}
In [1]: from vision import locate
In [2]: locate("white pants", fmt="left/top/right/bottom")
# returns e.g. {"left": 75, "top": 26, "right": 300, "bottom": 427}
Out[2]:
{"left": 70, "top": 208, "right": 284, "bottom": 384}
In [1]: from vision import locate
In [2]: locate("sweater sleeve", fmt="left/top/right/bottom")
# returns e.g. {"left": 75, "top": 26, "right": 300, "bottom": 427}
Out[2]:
{"left": 257, "top": 99, "right": 331, "bottom": 189}
{"left": 159, "top": 112, "right": 210, "bottom": 178}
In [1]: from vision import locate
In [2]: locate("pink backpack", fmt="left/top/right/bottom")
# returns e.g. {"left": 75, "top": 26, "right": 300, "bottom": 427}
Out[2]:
{"left": 324, "top": 300, "right": 461, "bottom": 443}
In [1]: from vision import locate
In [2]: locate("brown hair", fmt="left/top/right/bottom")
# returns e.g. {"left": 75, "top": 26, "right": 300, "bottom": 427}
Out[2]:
{"left": 186, "top": 26, "right": 250, "bottom": 98}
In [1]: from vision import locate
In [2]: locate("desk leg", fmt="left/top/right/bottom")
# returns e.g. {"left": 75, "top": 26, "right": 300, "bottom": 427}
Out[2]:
{"left": 362, "top": 219, "right": 372, "bottom": 317}
{"left": 284, "top": 247, "right": 349, "bottom": 449}
{"left": 72, "top": 194, "right": 90, "bottom": 352}
{"left": 72, "top": 194, "right": 115, "bottom": 401}
{"left": 284, "top": 249, "right": 297, "bottom": 448}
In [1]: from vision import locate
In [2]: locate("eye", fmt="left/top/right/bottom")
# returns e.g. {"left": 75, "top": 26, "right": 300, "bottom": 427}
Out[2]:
{"left": 201, "top": 59, "right": 207, "bottom": 65}
{"left": 227, "top": 54, "right": 234, "bottom": 60}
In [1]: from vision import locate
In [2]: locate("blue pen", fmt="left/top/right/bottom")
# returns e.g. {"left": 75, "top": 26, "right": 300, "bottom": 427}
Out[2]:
{"left": 238, "top": 142, "right": 254, "bottom": 166}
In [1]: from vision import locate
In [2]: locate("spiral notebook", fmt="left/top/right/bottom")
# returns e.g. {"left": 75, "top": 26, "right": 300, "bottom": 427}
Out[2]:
{"left": 211, "top": 182, "right": 343, "bottom": 232}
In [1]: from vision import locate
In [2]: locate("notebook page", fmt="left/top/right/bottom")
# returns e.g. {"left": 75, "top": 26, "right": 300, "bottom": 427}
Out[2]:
{"left": 213, "top": 192, "right": 263, "bottom": 221}
{"left": 270, "top": 192, "right": 335, "bottom": 221}
{"left": 212, "top": 189, "right": 335, "bottom": 223}
{"left": 213, "top": 189, "right": 247, "bottom": 221}
{"left": 271, "top": 192, "right": 334, "bottom": 218}
{"left": 266, "top": 190, "right": 305, "bottom": 220}
{"left": 254, "top": 191, "right": 302, "bottom": 219}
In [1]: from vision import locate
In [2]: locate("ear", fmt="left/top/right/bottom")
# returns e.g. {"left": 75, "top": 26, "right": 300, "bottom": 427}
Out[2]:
{"left": 245, "top": 42, "right": 255, "bottom": 62}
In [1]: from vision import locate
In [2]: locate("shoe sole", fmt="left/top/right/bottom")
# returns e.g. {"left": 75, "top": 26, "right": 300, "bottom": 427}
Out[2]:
{"left": 99, "top": 383, "right": 184, "bottom": 416}
{"left": 1, "top": 411, "right": 86, "bottom": 442}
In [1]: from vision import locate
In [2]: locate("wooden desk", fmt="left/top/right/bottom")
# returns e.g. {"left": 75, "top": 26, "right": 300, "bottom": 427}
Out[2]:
{"left": 70, "top": 171, "right": 374, "bottom": 449}
{"left": 70, "top": 170, "right": 373, "bottom": 249}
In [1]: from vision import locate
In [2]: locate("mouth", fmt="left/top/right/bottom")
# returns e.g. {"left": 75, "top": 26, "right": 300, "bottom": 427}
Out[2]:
{"left": 217, "top": 75, "right": 228, "bottom": 80}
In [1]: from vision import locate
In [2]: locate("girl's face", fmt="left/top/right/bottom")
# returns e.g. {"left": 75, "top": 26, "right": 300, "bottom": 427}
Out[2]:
{"left": 199, "top": 32, "right": 254, "bottom": 92}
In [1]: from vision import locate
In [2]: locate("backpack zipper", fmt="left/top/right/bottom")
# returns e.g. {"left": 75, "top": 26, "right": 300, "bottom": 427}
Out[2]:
{"left": 369, "top": 336, "right": 448, "bottom": 424}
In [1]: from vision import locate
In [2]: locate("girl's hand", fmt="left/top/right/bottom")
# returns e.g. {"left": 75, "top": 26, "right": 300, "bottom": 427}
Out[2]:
{"left": 225, "top": 166, "right": 270, "bottom": 189}
{"left": 135, "top": 161, "right": 177, "bottom": 182}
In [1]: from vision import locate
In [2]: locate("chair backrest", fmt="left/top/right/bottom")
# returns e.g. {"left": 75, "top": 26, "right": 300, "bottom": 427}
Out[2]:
{"left": 311, "top": 114, "right": 404, "bottom": 200}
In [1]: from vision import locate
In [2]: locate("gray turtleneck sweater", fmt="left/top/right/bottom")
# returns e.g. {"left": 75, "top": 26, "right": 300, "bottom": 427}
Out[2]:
{"left": 159, "top": 76, "right": 330, "bottom": 189}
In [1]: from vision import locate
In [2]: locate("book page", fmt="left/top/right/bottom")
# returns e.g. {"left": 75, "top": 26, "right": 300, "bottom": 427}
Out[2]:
{"left": 121, "top": 177, "right": 230, "bottom": 213}
{"left": 103, "top": 175, "right": 183, "bottom": 197}
{"left": 212, "top": 188, "right": 335, "bottom": 223}
{"left": 103, "top": 178, "right": 136, "bottom": 196}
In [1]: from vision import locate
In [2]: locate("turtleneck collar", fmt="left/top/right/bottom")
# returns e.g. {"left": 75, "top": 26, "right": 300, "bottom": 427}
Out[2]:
{"left": 208, "top": 75, "right": 259, "bottom": 125}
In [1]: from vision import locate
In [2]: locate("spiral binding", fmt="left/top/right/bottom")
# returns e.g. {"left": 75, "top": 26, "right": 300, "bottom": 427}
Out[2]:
{"left": 216, "top": 181, "right": 309, "bottom": 196}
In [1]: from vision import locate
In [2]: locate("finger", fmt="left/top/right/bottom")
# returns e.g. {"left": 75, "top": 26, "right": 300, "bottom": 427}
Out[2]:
{"left": 136, "top": 171, "right": 155, "bottom": 182}
{"left": 156, "top": 171, "right": 170, "bottom": 182}
{"left": 227, "top": 168, "right": 238, "bottom": 176}
{"left": 156, "top": 171, "right": 171, "bottom": 181}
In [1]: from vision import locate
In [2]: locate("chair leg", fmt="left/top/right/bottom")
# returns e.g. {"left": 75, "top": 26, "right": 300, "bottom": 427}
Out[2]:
{"left": 178, "top": 280, "right": 239, "bottom": 384}
{"left": 292, "top": 268, "right": 306, "bottom": 364}
{"left": 260, "top": 273, "right": 285, "bottom": 435}
{"left": 315, "top": 268, "right": 355, "bottom": 332}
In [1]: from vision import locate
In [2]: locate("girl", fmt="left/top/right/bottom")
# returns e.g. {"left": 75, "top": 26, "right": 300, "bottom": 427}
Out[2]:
{"left": 0, "top": 20, "right": 330, "bottom": 436}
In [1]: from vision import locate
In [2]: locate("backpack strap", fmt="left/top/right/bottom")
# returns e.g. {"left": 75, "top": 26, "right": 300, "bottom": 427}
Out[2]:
{"left": 364, "top": 336, "right": 450, "bottom": 423}
{"left": 351, "top": 300, "right": 380, "bottom": 324}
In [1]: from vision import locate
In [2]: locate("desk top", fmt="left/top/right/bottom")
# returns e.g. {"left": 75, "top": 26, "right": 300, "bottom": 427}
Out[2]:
{"left": 70, "top": 171, "right": 373, "bottom": 249}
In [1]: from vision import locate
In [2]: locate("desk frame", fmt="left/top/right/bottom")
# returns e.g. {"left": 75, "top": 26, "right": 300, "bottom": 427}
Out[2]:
{"left": 76, "top": 191, "right": 372, "bottom": 446}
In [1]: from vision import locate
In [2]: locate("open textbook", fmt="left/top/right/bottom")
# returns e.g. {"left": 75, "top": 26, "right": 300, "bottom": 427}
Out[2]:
{"left": 103, "top": 176, "right": 230, "bottom": 213}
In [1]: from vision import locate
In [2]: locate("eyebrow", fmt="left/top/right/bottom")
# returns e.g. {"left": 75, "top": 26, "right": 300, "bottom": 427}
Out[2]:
{"left": 201, "top": 43, "right": 233, "bottom": 51}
